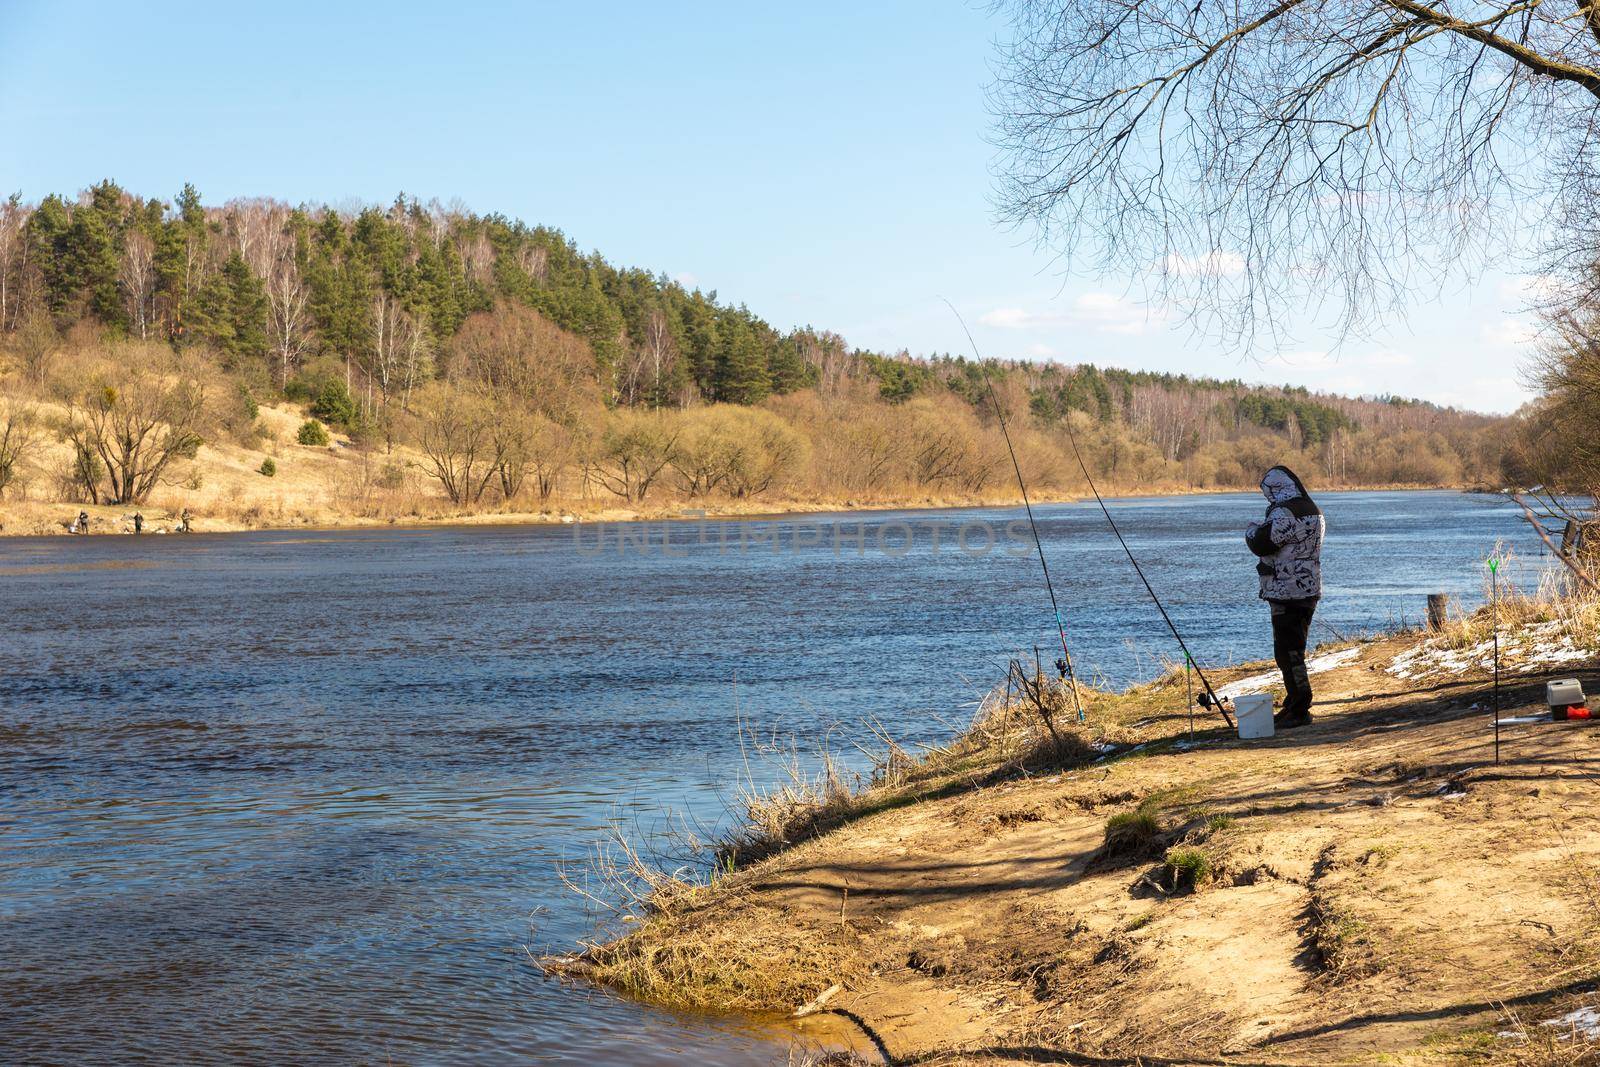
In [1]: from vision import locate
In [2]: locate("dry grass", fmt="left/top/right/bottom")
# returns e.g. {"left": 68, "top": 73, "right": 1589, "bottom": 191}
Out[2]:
{"left": 547, "top": 823, "right": 859, "bottom": 1013}
{"left": 719, "top": 673, "right": 1124, "bottom": 867}
{"left": 574, "top": 906, "right": 857, "bottom": 1013}
{"left": 1432, "top": 547, "right": 1600, "bottom": 651}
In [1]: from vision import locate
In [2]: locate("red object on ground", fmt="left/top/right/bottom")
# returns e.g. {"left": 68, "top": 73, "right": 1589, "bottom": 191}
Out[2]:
{"left": 1566, "top": 706, "right": 1592, "bottom": 720}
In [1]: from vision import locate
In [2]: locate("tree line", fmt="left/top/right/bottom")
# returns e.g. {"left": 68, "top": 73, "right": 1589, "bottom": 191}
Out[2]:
{"left": 0, "top": 181, "right": 1512, "bottom": 515}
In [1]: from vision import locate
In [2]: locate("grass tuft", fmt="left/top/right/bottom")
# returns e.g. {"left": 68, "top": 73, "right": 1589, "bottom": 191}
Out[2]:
{"left": 1163, "top": 845, "right": 1215, "bottom": 893}
{"left": 1103, "top": 807, "right": 1162, "bottom": 856}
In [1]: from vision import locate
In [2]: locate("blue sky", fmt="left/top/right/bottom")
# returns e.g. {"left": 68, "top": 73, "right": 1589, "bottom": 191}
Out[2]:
{"left": 0, "top": 1, "right": 1538, "bottom": 413}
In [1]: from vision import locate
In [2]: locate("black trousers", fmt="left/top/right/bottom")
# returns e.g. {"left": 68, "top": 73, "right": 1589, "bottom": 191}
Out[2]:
{"left": 1270, "top": 597, "right": 1318, "bottom": 717}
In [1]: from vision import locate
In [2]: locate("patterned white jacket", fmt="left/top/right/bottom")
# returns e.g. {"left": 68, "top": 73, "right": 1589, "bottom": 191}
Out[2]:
{"left": 1245, "top": 466, "right": 1324, "bottom": 602}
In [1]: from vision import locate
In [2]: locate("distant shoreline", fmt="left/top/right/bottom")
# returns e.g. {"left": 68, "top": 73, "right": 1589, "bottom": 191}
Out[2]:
{"left": 0, "top": 483, "right": 1496, "bottom": 539}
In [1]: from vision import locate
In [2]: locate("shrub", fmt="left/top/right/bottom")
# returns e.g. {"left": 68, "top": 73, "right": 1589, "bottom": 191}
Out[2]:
{"left": 376, "top": 461, "right": 406, "bottom": 490}
{"left": 298, "top": 419, "right": 331, "bottom": 447}
{"left": 259, "top": 457, "right": 277, "bottom": 477}
{"left": 309, "top": 380, "right": 358, "bottom": 427}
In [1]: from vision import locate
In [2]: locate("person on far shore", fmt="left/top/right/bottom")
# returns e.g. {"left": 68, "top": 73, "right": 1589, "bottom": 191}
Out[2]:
{"left": 75, "top": 510, "right": 90, "bottom": 535}
{"left": 180, "top": 508, "right": 192, "bottom": 534}
{"left": 133, "top": 513, "right": 144, "bottom": 535}
{"left": 1245, "top": 466, "right": 1325, "bottom": 729}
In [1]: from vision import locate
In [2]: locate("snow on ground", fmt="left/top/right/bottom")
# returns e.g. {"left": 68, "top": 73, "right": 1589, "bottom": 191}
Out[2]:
{"left": 1387, "top": 620, "right": 1596, "bottom": 680}
{"left": 1214, "top": 646, "right": 1363, "bottom": 700}
{"left": 1545, "top": 1006, "right": 1600, "bottom": 1040}
{"left": 1498, "top": 1005, "right": 1600, "bottom": 1042}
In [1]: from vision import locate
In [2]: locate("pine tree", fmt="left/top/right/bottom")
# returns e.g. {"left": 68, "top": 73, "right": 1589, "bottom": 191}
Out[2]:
{"left": 680, "top": 293, "right": 719, "bottom": 400}
{"left": 713, "top": 310, "right": 771, "bottom": 404}
{"left": 188, "top": 253, "right": 268, "bottom": 368}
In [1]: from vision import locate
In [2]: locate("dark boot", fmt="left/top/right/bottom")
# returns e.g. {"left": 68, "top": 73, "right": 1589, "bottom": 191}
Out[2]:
{"left": 1274, "top": 705, "right": 1312, "bottom": 729}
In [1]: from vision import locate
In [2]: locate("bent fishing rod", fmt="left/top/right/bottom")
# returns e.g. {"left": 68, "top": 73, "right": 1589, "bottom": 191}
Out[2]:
{"left": 1058, "top": 415, "right": 1235, "bottom": 729}
{"left": 943, "top": 299, "right": 1086, "bottom": 724}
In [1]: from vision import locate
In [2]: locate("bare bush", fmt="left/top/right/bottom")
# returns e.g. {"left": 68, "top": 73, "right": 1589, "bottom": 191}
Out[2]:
{"left": 0, "top": 393, "right": 39, "bottom": 498}
{"left": 668, "top": 406, "right": 806, "bottom": 498}
{"left": 592, "top": 410, "right": 680, "bottom": 502}
{"left": 412, "top": 385, "right": 501, "bottom": 505}
{"left": 59, "top": 353, "right": 207, "bottom": 505}
{"left": 13, "top": 309, "right": 58, "bottom": 386}
{"left": 490, "top": 406, "right": 572, "bottom": 503}
{"left": 449, "top": 301, "right": 599, "bottom": 423}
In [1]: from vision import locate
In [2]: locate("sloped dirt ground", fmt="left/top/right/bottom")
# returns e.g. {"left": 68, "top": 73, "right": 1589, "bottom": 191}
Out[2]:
{"left": 584, "top": 632, "right": 1600, "bottom": 1065}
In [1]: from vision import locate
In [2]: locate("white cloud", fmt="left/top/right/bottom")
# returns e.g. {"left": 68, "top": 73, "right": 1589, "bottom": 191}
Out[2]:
{"left": 1481, "top": 318, "right": 1538, "bottom": 350}
{"left": 1496, "top": 274, "right": 1559, "bottom": 305}
{"left": 980, "top": 293, "right": 1167, "bottom": 337}
{"left": 1269, "top": 347, "right": 1413, "bottom": 373}
{"left": 1277, "top": 349, "right": 1334, "bottom": 368}
{"left": 1431, "top": 376, "right": 1531, "bottom": 414}
{"left": 1026, "top": 342, "right": 1058, "bottom": 358}
{"left": 979, "top": 306, "right": 1050, "bottom": 330}
{"left": 1363, "top": 348, "right": 1414, "bottom": 368}
{"left": 1158, "top": 251, "right": 1245, "bottom": 278}
{"left": 673, "top": 271, "right": 699, "bottom": 289}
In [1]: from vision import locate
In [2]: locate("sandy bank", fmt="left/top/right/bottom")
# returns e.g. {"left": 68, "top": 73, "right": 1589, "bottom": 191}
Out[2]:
{"left": 557, "top": 622, "right": 1600, "bottom": 1065}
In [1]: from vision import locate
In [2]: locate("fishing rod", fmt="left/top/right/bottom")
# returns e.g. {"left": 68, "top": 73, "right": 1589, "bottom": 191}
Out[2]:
{"left": 943, "top": 300, "right": 1086, "bottom": 724}
{"left": 1058, "top": 415, "right": 1235, "bottom": 729}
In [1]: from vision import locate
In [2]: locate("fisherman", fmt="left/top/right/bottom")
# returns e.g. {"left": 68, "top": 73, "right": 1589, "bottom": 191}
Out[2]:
{"left": 133, "top": 512, "right": 144, "bottom": 535}
{"left": 76, "top": 510, "right": 90, "bottom": 535}
{"left": 180, "top": 508, "right": 192, "bottom": 534}
{"left": 1245, "top": 466, "right": 1325, "bottom": 729}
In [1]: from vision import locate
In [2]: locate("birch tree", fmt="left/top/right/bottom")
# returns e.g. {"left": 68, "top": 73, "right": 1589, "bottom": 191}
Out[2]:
{"left": 366, "top": 293, "right": 430, "bottom": 412}
{"left": 119, "top": 230, "right": 157, "bottom": 340}
{"left": 0, "top": 194, "right": 28, "bottom": 333}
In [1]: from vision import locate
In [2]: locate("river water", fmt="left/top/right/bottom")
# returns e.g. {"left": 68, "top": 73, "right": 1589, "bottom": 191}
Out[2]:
{"left": 0, "top": 490, "right": 1548, "bottom": 1064}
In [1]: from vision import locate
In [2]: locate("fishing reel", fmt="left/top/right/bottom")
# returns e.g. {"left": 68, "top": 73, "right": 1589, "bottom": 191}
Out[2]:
{"left": 1054, "top": 657, "right": 1070, "bottom": 680}
{"left": 1197, "top": 690, "right": 1234, "bottom": 713}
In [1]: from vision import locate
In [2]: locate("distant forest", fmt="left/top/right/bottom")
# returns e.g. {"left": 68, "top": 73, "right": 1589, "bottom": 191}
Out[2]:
{"left": 0, "top": 182, "right": 1510, "bottom": 519}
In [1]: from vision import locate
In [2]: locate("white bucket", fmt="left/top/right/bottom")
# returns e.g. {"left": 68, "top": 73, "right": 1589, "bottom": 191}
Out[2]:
{"left": 1234, "top": 694, "right": 1276, "bottom": 739}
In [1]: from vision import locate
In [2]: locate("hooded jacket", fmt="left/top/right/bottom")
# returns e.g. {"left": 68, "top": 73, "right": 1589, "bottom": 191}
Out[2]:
{"left": 1245, "top": 466, "right": 1324, "bottom": 601}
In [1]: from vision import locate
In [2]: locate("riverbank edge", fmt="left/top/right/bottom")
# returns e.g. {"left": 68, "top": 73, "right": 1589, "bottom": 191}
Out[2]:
{"left": 550, "top": 608, "right": 1600, "bottom": 1066}
{"left": 0, "top": 482, "right": 1501, "bottom": 538}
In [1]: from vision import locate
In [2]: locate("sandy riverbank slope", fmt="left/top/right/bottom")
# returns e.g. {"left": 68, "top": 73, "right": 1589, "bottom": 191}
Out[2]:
{"left": 570, "top": 624, "right": 1600, "bottom": 1065}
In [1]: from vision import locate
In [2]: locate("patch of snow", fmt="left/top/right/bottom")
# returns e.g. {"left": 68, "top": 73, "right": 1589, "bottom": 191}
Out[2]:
{"left": 1386, "top": 623, "right": 1597, "bottom": 681}
{"left": 1499, "top": 1006, "right": 1600, "bottom": 1042}
{"left": 1213, "top": 670, "right": 1282, "bottom": 701}
{"left": 1545, "top": 1007, "right": 1600, "bottom": 1040}
{"left": 1214, "top": 646, "right": 1364, "bottom": 700}
{"left": 1528, "top": 645, "right": 1590, "bottom": 666}
{"left": 1309, "top": 646, "right": 1364, "bottom": 672}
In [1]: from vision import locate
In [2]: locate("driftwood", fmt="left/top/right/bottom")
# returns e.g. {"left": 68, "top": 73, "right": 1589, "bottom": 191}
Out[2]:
{"left": 792, "top": 982, "right": 842, "bottom": 1018}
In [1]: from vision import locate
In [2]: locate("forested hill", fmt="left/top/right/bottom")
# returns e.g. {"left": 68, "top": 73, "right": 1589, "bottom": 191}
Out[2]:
{"left": 0, "top": 182, "right": 1507, "bottom": 522}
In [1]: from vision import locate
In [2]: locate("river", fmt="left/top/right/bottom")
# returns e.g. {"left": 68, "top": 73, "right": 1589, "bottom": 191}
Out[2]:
{"left": 0, "top": 490, "right": 1549, "bottom": 1064}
